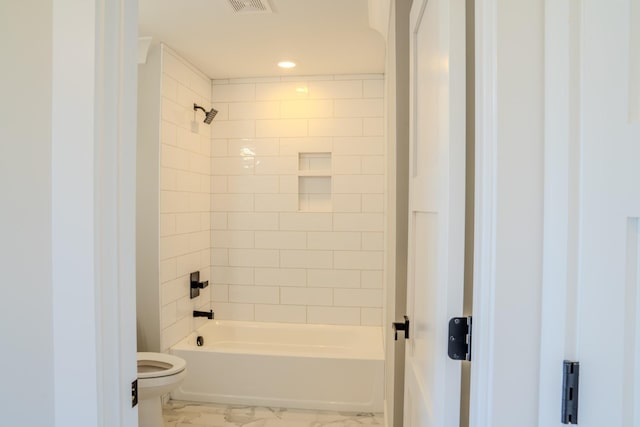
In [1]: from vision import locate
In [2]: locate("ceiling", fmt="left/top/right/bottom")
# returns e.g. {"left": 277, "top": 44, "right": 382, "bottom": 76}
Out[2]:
{"left": 138, "top": 0, "right": 386, "bottom": 80}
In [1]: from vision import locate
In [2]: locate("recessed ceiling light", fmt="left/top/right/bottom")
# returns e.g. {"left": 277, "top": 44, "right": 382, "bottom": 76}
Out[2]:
{"left": 278, "top": 61, "right": 296, "bottom": 69}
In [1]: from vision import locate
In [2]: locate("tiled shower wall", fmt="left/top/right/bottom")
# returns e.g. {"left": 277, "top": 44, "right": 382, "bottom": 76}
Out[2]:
{"left": 209, "top": 75, "right": 385, "bottom": 326}
{"left": 158, "top": 47, "right": 212, "bottom": 351}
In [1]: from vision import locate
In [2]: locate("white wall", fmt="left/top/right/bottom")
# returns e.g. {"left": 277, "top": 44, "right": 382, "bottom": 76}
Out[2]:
{"left": 158, "top": 46, "right": 213, "bottom": 351}
{"left": 0, "top": 2, "right": 55, "bottom": 425}
{"left": 210, "top": 75, "right": 386, "bottom": 325}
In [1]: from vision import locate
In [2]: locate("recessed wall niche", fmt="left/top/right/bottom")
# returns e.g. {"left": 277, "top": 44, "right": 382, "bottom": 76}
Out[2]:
{"left": 298, "top": 152, "right": 331, "bottom": 212}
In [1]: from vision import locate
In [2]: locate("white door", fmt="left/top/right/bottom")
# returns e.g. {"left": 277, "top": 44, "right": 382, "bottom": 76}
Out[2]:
{"left": 404, "top": 0, "right": 466, "bottom": 426}
{"left": 539, "top": 0, "right": 640, "bottom": 425}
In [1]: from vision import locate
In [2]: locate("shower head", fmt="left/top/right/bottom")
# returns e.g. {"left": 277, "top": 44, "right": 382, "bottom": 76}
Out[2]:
{"left": 193, "top": 103, "right": 218, "bottom": 124}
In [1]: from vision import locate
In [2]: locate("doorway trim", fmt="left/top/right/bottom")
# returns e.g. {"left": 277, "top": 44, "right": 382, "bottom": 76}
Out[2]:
{"left": 469, "top": 0, "right": 498, "bottom": 425}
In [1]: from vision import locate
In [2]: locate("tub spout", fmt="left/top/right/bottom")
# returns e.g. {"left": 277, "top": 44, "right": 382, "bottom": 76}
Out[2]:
{"left": 193, "top": 310, "right": 214, "bottom": 319}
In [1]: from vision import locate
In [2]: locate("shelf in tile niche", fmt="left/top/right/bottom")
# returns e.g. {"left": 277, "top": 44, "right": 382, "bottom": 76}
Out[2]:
{"left": 299, "top": 152, "right": 331, "bottom": 173}
{"left": 299, "top": 176, "right": 332, "bottom": 212}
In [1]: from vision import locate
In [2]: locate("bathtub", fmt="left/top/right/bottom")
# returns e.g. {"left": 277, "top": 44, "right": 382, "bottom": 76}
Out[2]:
{"left": 170, "top": 320, "right": 384, "bottom": 412}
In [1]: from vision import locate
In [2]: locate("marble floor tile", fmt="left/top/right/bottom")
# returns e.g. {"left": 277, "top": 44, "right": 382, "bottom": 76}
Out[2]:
{"left": 163, "top": 400, "right": 384, "bottom": 427}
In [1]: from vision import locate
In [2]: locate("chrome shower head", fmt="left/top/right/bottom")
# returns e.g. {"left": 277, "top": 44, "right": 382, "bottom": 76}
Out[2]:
{"left": 193, "top": 103, "right": 218, "bottom": 124}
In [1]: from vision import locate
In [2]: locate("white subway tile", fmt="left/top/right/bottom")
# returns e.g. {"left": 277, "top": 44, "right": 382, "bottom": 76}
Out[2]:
{"left": 281, "top": 100, "right": 333, "bottom": 118}
{"left": 334, "top": 99, "right": 384, "bottom": 118}
{"left": 281, "top": 288, "right": 333, "bottom": 306}
{"left": 211, "top": 157, "right": 255, "bottom": 175}
{"left": 161, "top": 98, "right": 188, "bottom": 127}
{"left": 255, "top": 156, "right": 297, "bottom": 175}
{"left": 162, "top": 74, "right": 178, "bottom": 102}
{"left": 333, "top": 175, "right": 384, "bottom": 194}
{"left": 361, "top": 308, "right": 382, "bottom": 326}
{"left": 361, "top": 156, "right": 385, "bottom": 174}
{"left": 189, "top": 152, "right": 209, "bottom": 175}
{"left": 255, "top": 82, "right": 309, "bottom": 100}
{"left": 212, "top": 83, "right": 256, "bottom": 102}
{"left": 160, "top": 258, "right": 177, "bottom": 284}
{"left": 280, "top": 250, "right": 333, "bottom": 269}
{"left": 254, "top": 268, "right": 307, "bottom": 287}
{"left": 307, "top": 306, "right": 360, "bottom": 326}
{"left": 175, "top": 213, "right": 201, "bottom": 234}
{"left": 161, "top": 144, "right": 189, "bottom": 170}
{"left": 280, "top": 137, "right": 333, "bottom": 155}
{"left": 308, "top": 118, "right": 362, "bottom": 137}
{"left": 362, "top": 232, "right": 384, "bottom": 251}
{"left": 228, "top": 138, "right": 279, "bottom": 157}
{"left": 160, "top": 191, "right": 189, "bottom": 214}
{"left": 332, "top": 194, "right": 362, "bottom": 212}
{"left": 160, "top": 234, "right": 189, "bottom": 260}
{"left": 334, "top": 251, "right": 383, "bottom": 270}
{"left": 176, "top": 126, "right": 202, "bottom": 153}
{"left": 162, "top": 316, "right": 191, "bottom": 350}
{"left": 160, "top": 214, "right": 176, "bottom": 236}
{"left": 212, "top": 266, "right": 254, "bottom": 285}
{"left": 212, "top": 194, "right": 254, "bottom": 212}
{"left": 211, "top": 284, "right": 229, "bottom": 302}
{"left": 333, "top": 137, "right": 384, "bottom": 155}
{"left": 211, "top": 139, "right": 228, "bottom": 157}
{"left": 254, "top": 194, "right": 298, "bottom": 212}
{"left": 160, "top": 167, "right": 177, "bottom": 191}
{"left": 161, "top": 121, "right": 178, "bottom": 150}
{"left": 200, "top": 213, "right": 211, "bottom": 232}
{"left": 361, "top": 270, "right": 384, "bottom": 289}
{"left": 212, "top": 302, "right": 255, "bottom": 321}
{"left": 333, "top": 156, "right": 362, "bottom": 174}
{"left": 308, "top": 80, "right": 363, "bottom": 99}
{"left": 161, "top": 278, "right": 187, "bottom": 305}
{"left": 255, "top": 305, "right": 306, "bottom": 323}
{"left": 201, "top": 175, "right": 211, "bottom": 194}
{"left": 333, "top": 213, "right": 383, "bottom": 231}
{"left": 176, "top": 252, "right": 202, "bottom": 277}
{"left": 211, "top": 176, "right": 228, "bottom": 193}
{"left": 334, "top": 74, "right": 382, "bottom": 81}
{"left": 307, "top": 232, "right": 361, "bottom": 250}
{"left": 307, "top": 269, "right": 361, "bottom": 288}
{"left": 363, "top": 118, "right": 384, "bottom": 136}
{"left": 188, "top": 230, "right": 210, "bottom": 252}
{"left": 188, "top": 193, "right": 210, "bottom": 212}
{"left": 228, "top": 213, "right": 279, "bottom": 230}
{"left": 211, "top": 230, "right": 254, "bottom": 248}
{"left": 228, "top": 249, "right": 279, "bottom": 267}
{"left": 279, "top": 213, "right": 332, "bottom": 231}
{"left": 211, "top": 120, "right": 256, "bottom": 139}
{"left": 362, "top": 194, "right": 384, "bottom": 212}
{"left": 334, "top": 289, "right": 382, "bottom": 308}
{"left": 363, "top": 80, "right": 384, "bottom": 98}
{"left": 255, "top": 231, "right": 306, "bottom": 249}
{"left": 256, "top": 119, "right": 308, "bottom": 138}
{"left": 211, "top": 212, "right": 228, "bottom": 230}
{"left": 174, "top": 170, "right": 201, "bottom": 192}
{"left": 228, "top": 102, "right": 280, "bottom": 120}
{"left": 211, "top": 248, "right": 229, "bottom": 266}
{"left": 229, "top": 285, "right": 279, "bottom": 304}
{"left": 227, "top": 175, "right": 279, "bottom": 193}
{"left": 176, "top": 296, "right": 192, "bottom": 321}
{"left": 279, "top": 176, "right": 298, "bottom": 193}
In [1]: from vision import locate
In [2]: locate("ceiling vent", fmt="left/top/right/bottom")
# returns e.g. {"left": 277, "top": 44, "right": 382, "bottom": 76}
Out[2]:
{"left": 227, "top": 0, "right": 273, "bottom": 14}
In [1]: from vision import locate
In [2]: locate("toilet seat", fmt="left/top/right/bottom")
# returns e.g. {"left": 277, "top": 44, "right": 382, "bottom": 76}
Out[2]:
{"left": 137, "top": 352, "right": 186, "bottom": 379}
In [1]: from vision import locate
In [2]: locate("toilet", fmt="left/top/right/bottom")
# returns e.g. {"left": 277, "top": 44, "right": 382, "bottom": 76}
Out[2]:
{"left": 137, "top": 352, "right": 187, "bottom": 427}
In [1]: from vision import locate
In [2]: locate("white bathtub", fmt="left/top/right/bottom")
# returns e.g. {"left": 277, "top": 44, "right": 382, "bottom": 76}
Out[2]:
{"left": 170, "top": 320, "right": 384, "bottom": 412}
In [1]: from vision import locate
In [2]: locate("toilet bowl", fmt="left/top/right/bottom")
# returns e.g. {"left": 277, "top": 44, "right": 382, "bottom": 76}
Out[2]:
{"left": 137, "top": 352, "right": 187, "bottom": 427}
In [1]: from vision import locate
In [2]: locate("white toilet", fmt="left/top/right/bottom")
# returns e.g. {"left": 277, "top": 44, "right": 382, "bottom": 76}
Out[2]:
{"left": 137, "top": 352, "right": 187, "bottom": 427}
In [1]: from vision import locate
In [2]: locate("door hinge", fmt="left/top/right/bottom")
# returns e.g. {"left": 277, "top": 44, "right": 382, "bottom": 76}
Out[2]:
{"left": 561, "top": 361, "right": 579, "bottom": 424}
{"left": 392, "top": 315, "right": 410, "bottom": 340}
{"left": 131, "top": 379, "right": 138, "bottom": 408}
{"left": 448, "top": 316, "right": 472, "bottom": 361}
